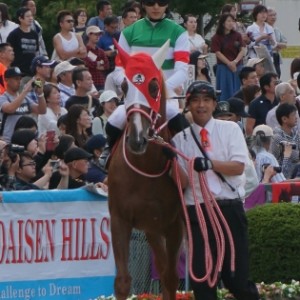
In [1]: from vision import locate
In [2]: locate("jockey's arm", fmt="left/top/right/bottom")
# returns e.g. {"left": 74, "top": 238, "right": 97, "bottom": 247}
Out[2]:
{"left": 113, "top": 33, "right": 129, "bottom": 87}
{"left": 165, "top": 32, "right": 190, "bottom": 92}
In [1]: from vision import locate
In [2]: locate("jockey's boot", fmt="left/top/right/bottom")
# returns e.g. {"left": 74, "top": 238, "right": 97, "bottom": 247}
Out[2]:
{"left": 99, "top": 123, "right": 123, "bottom": 170}
{"left": 167, "top": 112, "right": 190, "bottom": 135}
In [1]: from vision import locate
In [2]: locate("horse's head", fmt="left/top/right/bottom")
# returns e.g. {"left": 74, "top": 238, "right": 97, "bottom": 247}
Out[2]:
{"left": 115, "top": 40, "right": 169, "bottom": 154}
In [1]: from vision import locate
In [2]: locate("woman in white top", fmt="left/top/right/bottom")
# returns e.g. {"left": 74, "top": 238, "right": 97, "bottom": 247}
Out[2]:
{"left": 0, "top": 3, "right": 18, "bottom": 43}
{"left": 92, "top": 90, "right": 118, "bottom": 137}
{"left": 183, "top": 14, "right": 207, "bottom": 54}
{"left": 38, "top": 83, "right": 67, "bottom": 136}
{"left": 246, "top": 4, "right": 276, "bottom": 59}
{"left": 52, "top": 10, "right": 86, "bottom": 61}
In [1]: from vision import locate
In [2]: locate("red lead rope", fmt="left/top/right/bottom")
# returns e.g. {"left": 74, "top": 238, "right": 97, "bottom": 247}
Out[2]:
{"left": 165, "top": 143, "right": 236, "bottom": 287}
{"left": 123, "top": 108, "right": 236, "bottom": 286}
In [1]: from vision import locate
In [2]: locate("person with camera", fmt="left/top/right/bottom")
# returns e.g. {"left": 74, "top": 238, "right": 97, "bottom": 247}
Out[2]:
{"left": 49, "top": 147, "right": 107, "bottom": 191}
{"left": 0, "top": 139, "right": 19, "bottom": 191}
{"left": 25, "top": 55, "right": 55, "bottom": 111}
{"left": 10, "top": 128, "right": 53, "bottom": 181}
{"left": 251, "top": 124, "right": 285, "bottom": 182}
{"left": 270, "top": 103, "right": 300, "bottom": 179}
{"left": 15, "top": 151, "right": 50, "bottom": 190}
{"left": 0, "top": 67, "right": 46, "bottom": 142}
{"left": 15, "top": 151, "right": 69, "bottom": 190}
{"left": 170, "top": 81, "right": 259, "bottom": 300}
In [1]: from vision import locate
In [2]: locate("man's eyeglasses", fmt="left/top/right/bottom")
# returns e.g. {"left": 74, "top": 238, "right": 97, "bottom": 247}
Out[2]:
{"left": 143, "top": 0, "right": 169, "bottom": 7}
{"left": 65, "top": 19, "right": 74, "bottom": 23}
{"left": 22, "top": 162, "right": 36, "bottom": 167}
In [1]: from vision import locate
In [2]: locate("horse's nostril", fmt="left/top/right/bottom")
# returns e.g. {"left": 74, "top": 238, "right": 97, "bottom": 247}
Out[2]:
{"left": 127, "top": 135, "right": 148, "bottom": 154}
{"left": 142, "top": 138, "right": 148, "bottom": 147}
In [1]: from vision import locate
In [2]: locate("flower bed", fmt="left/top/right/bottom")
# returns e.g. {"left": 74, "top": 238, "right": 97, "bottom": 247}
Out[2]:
{"left": 95, "top": 281, "right": 300, "bottom": 300}
{"left": 218, "top": 280, "right": 300, "bottom": 300}
{"left": 95, "top": 291, "right": 194, "bottom": 300}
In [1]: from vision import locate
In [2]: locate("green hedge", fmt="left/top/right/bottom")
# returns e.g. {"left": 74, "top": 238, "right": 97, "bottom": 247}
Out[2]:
{"left": 247, "top": 203, "right": 300, "bottom": 283}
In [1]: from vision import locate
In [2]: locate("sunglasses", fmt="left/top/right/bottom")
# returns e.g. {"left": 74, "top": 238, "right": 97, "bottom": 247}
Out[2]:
{"left": 65, "top": 19, "right": 74, "bottom": 23}
{"left": 143, "top": 0, "right": 169, "bottom": 7}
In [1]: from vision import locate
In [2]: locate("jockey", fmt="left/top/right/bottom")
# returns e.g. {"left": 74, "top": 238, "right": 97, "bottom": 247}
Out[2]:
{"left": 100, "top": 0, "right": 190, "bottom": 167}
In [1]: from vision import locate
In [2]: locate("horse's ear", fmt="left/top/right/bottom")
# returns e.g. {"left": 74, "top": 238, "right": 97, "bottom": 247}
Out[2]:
{"left": 152, "top": 39, "right": 170, "bottom": 70}
{"left": 113, "top": 38, "right": 130, "bottom": 68}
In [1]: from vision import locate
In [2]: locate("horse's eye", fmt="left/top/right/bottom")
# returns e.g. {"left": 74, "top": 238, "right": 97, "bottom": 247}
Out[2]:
{"left": 121, "top": 78, "right": 128, "bottom": 96}
{"left": 148, "top": 79, "right": 159, "bottom": 99}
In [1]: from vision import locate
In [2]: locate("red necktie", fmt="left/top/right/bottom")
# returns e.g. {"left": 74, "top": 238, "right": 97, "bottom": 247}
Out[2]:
{"left": 200, "top": 128, "right": 211, "bottom": 151}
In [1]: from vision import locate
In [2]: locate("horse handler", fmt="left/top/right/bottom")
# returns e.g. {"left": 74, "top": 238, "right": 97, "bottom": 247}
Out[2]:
{"left": 170, "top": 81, "right": 260, "bottom": 300}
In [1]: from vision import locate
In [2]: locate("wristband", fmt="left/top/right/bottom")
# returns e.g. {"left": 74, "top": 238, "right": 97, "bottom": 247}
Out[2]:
{"left": 37, "top": 93, "right": 44, "bottom": 98}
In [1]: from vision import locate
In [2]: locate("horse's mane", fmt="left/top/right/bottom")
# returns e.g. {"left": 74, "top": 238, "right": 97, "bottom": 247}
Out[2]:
{"left": 160, "top": 75, "right": 167, "bottom": 120}
{"left": 156, "top": 72, "right": 168, "bottom": 137}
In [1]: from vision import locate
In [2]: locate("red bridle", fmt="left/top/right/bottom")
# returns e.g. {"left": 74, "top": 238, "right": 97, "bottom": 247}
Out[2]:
{"left": 126, "top": 105, "right": 168, "bottom": 137}
{"left": 122, "top": 105, "right": 170, "bottom": 178}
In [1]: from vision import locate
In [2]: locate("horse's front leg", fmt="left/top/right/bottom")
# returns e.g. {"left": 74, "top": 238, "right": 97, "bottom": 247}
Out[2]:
{"left": 110, "top": 215, "right": 132, "bottom": 300}
{"left": 146, "top": 217, "right": 183, "bottom": 300}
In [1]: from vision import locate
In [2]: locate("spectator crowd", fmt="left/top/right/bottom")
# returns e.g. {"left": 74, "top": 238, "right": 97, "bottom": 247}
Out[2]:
{"left": 0, "top": 0, "right": 298, "bottom": 198}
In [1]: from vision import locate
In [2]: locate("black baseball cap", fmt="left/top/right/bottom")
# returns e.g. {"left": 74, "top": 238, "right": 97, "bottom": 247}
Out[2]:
{"left": 214, "top": 101, "right": 233, "bottom": 117}
{"left": 4, "top": 67, "right": 24, "bottom": 78}
{"left": 64, "top": 147, "right": 92, "bottom": 164}
{"left": 186, "top": 81, "right": 217, "bottom": 103}
{"left": 30, "top": 56, "right": 56, "bottom": 73}
{"left": 214, "top": 98, "right": 250, "bottom": 118}
{"left": 84, "top": 134, "right": 107, "bottom": 153}
{"left": 227, "top": 97, "right": 250, "bottom": 117}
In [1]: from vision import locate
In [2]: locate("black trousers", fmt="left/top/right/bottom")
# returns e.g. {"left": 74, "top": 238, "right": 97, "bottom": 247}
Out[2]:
{"left": 187, "top": 202, "right": 259, "bottom": 300}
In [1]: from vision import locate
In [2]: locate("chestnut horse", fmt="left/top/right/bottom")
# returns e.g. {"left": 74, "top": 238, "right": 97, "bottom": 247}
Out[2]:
{"left": 108, "top": 41, "right": 183, "bottom": 300}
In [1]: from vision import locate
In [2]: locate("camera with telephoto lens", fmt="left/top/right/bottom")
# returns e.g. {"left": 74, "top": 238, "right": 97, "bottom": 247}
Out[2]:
{"left": 279, "top": 141, "right": 296, "bottom": 150}
{"left": 32, "top": 79, "right": 43, "bottom": 88}
{"left": 7, "top": 144, "right": 25, "bottom": 163}
{"left": 261, "top": 163, "right": 282, "bottom": 173}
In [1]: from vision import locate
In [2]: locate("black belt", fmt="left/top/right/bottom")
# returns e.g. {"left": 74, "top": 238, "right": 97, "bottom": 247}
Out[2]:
{"left": 188, "top": 199, "right": 242, "bottom": 208}
{"left": 216, "top": 198, "right": 242, "bottom": 207}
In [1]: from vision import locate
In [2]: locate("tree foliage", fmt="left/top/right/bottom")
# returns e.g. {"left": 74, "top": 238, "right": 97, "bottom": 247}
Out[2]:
{"left": 171, "top": 0, "right": 241, "bottom": 35}
{"left": 172, "top": 0, "right": 229, "bottom": 17}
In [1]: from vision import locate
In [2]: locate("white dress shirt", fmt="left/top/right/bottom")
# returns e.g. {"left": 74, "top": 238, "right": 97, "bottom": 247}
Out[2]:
{"left": 172, "top": 118, "right": 248, "bottom": 205}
